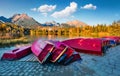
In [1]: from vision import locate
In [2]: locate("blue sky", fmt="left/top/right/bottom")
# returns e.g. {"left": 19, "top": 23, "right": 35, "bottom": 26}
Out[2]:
{"left": 0, "top": 0, "right": 120, "bottom": 25}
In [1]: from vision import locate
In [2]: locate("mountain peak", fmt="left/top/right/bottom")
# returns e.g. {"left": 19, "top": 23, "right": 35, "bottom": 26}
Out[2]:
{"left": 12, "top": 13, "right": 32, "bottom": 23}
{"left": 66, "top": 20, "right": 88, "bottom": 27}
{"left": 20, "top": 13, "right": 31, "bottom": 19}
{"left": 11, "top": 13, "right": 41, "bottom": 28}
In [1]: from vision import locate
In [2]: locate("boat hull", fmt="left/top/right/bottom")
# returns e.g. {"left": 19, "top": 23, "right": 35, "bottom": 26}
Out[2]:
{"left": 31, "top": 40, "right": 54, "bottom": 64}
{"left": 1, "top": 46, "right": 32, "bottom": 60}
{"left": 103, "top": 36, "right": 120, "bottom": 45}
{"left": 62, "top": 38, "right": 105, "bottom": 55}
{"left": 64, "top": 53, "right": 82, "bottom": 65}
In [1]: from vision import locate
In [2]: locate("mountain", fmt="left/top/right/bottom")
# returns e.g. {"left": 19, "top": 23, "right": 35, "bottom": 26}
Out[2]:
{"left": 0, "top": 16, "right": 11, "bottom": 22}
{"left": 0, "top": 14, "right": 88, "bottom": 28}
{"left": 0, "top": 14, "right": 41, "bottom": 28}
{"left": 11, "top": 14, "right": 41, "bottom": 28}
{"left": 42, "top": 21, "right": 60, "bottom": 26}
{"left": 66, "top": 20, "right": 88, "bottom": 27}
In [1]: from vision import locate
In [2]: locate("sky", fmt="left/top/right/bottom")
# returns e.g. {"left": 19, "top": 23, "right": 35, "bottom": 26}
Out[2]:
{"left": 0, "top": 0, "right": 120, "bottom": 25}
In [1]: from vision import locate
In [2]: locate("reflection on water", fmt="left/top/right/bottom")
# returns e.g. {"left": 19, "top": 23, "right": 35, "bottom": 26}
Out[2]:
{"left": 0, "top": 35, "right": 80, "bottom": 50}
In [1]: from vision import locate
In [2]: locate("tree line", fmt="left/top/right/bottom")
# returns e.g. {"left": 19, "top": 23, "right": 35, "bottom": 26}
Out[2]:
{"left": 0, "top": 21, "right": 120, "bottom": 39}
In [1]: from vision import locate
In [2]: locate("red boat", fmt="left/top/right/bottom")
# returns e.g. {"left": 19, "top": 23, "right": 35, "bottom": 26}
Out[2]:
{"left": 1, "top": 46, "right": 31, "bottom": 60}
{"left": 1, "top": 39, "right": 82, "bottom": 65}
{"left": 62, "top": 38, "right": 109, "bottom": 55}
{"left": 98, "top": 38, "right": 110, "bottom": 52}
{"left": 103, "top": 36, "right": 120, "bottom": 45}
{"left": 31, "top": 40, "right": 82, "bottom": 64}
{"left": 64, "top": 53, "right": 81, "bottom": 65}
{"left": 58, "top": 47, "right": 75, "bottom": 63}
{"left": 47, "top": 41, "right": 82, "bottom": 64}
{"left": 31, "top": 40, "right": 54, "bottom": 64}
{"left": 47, "top": 41, "right": 74, "bottom": 63}
{"left": 102, "top": 38, "right": 116, "bottom": 47}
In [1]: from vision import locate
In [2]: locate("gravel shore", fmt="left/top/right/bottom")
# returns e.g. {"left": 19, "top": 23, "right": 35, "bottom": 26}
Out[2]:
{"left": 0, "top": 45, "right": 120, "bottom": 76}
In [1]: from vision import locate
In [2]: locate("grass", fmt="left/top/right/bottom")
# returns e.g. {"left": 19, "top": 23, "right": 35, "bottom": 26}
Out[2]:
{"left": 0, "top": 37, "right": 31, "bottom": 48}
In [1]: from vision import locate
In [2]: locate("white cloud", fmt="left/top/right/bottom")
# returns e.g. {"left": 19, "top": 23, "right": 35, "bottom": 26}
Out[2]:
{"left": 31, "top": 8, "right": 37, "bottom": 11}
{"left": 31, "top": 4, "right": 56, "bottom": 16}
{"left": 38, "top": 4, "right": 56, "bottom": 13}
{"left": 81, "top": 4, "right": 97, "bottom": 10}
{"left": 51, "top": 2, "right": 77, "bottom": 18}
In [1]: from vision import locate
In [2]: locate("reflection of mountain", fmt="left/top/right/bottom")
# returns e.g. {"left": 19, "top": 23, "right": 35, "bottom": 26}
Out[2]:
{"left": 0, "top": 14, "right": 41, "bottom": 28}
{"left": 66, "top": 20, "right": 88, "bottom": 27}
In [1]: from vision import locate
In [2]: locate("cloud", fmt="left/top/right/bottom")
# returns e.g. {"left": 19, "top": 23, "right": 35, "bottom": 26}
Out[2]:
{"left": 51, "top": 2, "right": 77, "bottom": 18}
{"left": 38, "top": 4, "right": 56, "bottom": 13}
{"left": 81, "top": 4, "right": 97, "bottom": 10}
{"left": 31, "top": 4, "right": 56, "bottom": 16}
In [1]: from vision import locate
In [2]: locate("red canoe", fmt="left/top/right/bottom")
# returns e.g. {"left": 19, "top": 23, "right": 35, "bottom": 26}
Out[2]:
{"left": 31, "top": 40, "right": 82, "bottom": 64}
{"left": 64, "top": 53, "right": 81, "bottom": 65}
{"left": 47, "top": 41, "right": 74, "bottom": 63}
{"left": 1, "top": 46, "right": 31, "bottom": 60}
{"left": 102, "top": 38, "right": 116, "bottom": 47}
{"left": 31, "top": 40, "right": 54, "bottom": 64}
{"left": 47, "top": 41, "right": 82, "bottom": 64}
{"left": 102, "top": 36, "right": 120, "bottom": 45}
{"left": 62, "top": 38, "right": 109, "bottom": 55}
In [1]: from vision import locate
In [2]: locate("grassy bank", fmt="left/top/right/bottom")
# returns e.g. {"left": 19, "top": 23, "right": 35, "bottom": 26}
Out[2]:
{"left": 0, "top": 37, "right": 31, "bottom": 48}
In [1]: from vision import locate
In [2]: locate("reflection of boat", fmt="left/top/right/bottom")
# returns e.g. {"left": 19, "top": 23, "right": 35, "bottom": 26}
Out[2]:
{"left": 62, "top": 38, "right": 109, "bottom": 55}
{"left": 31, "top": 40, "right": 82, "bottom": 64}
{"left": 1, "top": 46, "right": 31, "bottom": 60}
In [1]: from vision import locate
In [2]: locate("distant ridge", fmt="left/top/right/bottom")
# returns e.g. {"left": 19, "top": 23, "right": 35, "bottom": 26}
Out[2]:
{"left": 0, "top": 14, "right": 89, "bottom": 28}
{"left": 66, "top": 20, "right": 88, "bottom": 27}
{"left": 0, "top": 16, "right": 11, "bottom": 22}
{"left": 42, "top": 21, "right": 60, "bottom": 26}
